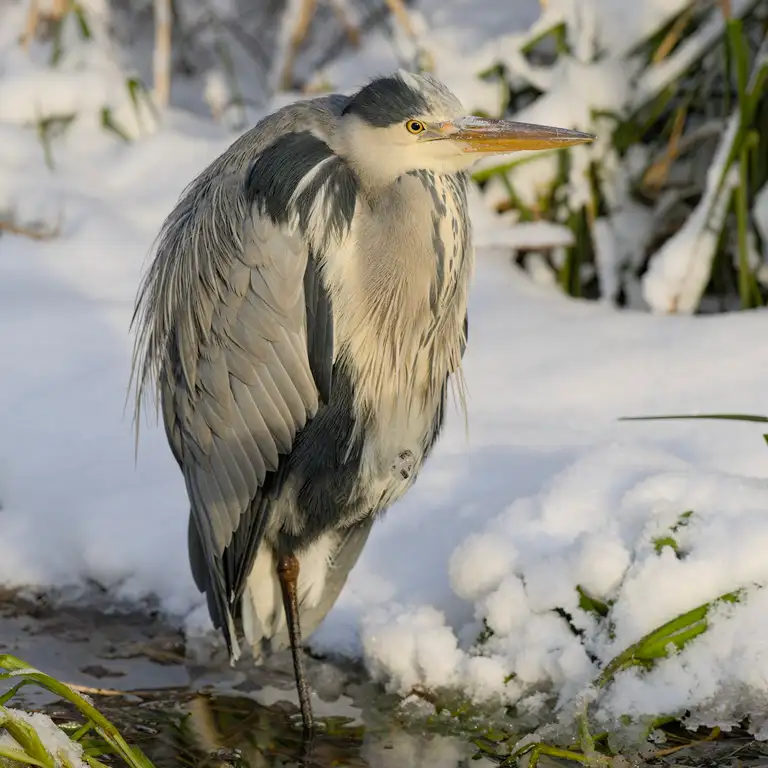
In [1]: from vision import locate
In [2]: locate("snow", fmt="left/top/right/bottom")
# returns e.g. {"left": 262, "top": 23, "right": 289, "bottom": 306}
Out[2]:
{"left": 324, "top": 272, "right": 768, "bottom": 728}
{"left": 474, "top": 217, "right": 575, "bottom": 250}
{"left": 3, "top": 0, "right": 768, "bottom": 742}
{"left": 642, "top": 110, "right": 739, "bottom": 313}
{"left": 0, "top": 708, "right": 87, "bottom": 766}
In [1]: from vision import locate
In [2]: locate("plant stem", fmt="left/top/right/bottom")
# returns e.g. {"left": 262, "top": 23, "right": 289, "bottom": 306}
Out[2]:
{"left": 736, "top": 146, "right": 752, "bottom": 308}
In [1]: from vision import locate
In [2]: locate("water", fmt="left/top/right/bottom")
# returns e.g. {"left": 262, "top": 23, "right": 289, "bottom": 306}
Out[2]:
{"left": 44, "top": 689, "right": 497, "bottom": 767}
{"left": 0, "top": 591, "right": 496, "bottom": 767}
{"left": 1, "top": 591, "right": 766, "bottom": 767}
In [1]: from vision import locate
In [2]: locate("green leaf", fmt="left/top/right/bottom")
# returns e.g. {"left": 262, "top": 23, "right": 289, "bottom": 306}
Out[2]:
{"left": 652, "top": 536, "right": 679, "bottom": 555}
{"left": 596, "top": 590, "right": 743, "bottom": 688}
{"left": 577, "top": 586, "right": 610, "bottom": 617}
{"left": 72, "top": 2, "right": 92, "bottom": 39}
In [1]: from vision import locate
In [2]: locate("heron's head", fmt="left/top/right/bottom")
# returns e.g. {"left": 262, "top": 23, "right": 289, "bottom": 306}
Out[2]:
{"left": 335, "top": 71, "right": 594, "bottom": 186}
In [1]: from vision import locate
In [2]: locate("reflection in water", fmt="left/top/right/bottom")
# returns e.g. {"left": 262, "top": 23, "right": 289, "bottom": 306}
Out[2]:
{"left": 43, "top": 689, "right": 495, "bottom": 768}
{"left": 164, "top": 693, "right": 494, "bottom": 768}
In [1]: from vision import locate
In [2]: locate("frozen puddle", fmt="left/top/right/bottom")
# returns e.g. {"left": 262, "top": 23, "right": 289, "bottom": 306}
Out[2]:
{"left": 0, "top": 591, "right": 495, "bottom": 766}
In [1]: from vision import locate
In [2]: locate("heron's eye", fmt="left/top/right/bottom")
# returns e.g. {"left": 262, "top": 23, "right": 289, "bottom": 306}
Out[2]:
{"left": 405, "top": 120, "right": 425, "bottom": 135}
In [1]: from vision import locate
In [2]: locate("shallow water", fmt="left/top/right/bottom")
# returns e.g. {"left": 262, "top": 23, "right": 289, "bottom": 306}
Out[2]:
{"left": 0, "top": 591, "right": 496, "bottom": 767}
{"left": 50, "top": 689, "right": 499, "bottom": 767}
{"left": 2, "top": 592, "right": 767, "bottom": 767}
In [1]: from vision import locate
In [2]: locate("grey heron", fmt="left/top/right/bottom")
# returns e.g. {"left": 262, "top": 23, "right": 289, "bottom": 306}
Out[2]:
{"left": 130, "top": 71, "right": 593, "bottom": 735}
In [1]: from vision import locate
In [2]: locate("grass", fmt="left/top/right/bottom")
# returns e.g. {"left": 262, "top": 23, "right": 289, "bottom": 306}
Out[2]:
{"left": 16, "top": 0, "right": 768, "bottom": 317}
{"left": 445, "top": 405, "right": 768, "bottom": 767}
{"left": 0, "top": 655, "right": 154, "bottom": 768}
{"left": 395, "top": 563, "right": 754, "bottom": 767}
{"left": 472, "top": 1, "right": 768, "bottom": 313}
{"left": 0, "top": 504, "right": 755, "bottom": 767}
{"left": 462, "top": 588, "right": 747, "bottom": 767}
{"left": 472, "top": 411, "right": 768, "bottom": 766}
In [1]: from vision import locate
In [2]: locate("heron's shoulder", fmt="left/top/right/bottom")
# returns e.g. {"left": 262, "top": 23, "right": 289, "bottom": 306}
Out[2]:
{"left": 221, "top": 95, "right": 347, "bottom": 169}
{"left": 174, "top": 96, "right": 346, "bottom": 225}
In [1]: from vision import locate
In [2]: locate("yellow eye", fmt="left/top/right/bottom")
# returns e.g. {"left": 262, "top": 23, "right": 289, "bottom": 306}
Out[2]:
{"left": 405, "top": 120, "right": 425, "bottom": 135}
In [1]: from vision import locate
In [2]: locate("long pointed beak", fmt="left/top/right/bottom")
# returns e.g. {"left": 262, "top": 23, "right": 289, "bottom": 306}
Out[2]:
{"left": 438, "top": 116, "right": 595, "bottom": 154}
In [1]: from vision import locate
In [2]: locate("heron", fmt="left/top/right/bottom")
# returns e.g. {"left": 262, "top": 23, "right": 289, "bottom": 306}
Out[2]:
{"left": 130, "top": 71, "right": 593, "bottom": 735}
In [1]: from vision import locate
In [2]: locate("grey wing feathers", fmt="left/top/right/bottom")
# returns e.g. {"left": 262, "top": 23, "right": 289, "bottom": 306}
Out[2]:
{"left": 130, "top": 96, "right": 352, "bottom": 660}
{"left": 304, "top": 250, "right": 334, "bottom": 404}
{"left": 162, "top": 211, "right": 331, "bottom": 661}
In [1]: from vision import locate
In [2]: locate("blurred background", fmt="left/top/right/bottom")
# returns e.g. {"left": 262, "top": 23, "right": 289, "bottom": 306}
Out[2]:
{"left": 2, "top": 0, "right": 767, "bottom": 314}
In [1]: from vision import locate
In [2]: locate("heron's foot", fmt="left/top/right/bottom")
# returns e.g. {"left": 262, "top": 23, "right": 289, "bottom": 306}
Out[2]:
{"left": 392, "top": 450, "right": 416, "bottom": 480}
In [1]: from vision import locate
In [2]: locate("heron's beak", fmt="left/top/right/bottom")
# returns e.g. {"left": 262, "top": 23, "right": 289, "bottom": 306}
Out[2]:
{"left": 437, "top": 116, "right": 595, "bottom": 154}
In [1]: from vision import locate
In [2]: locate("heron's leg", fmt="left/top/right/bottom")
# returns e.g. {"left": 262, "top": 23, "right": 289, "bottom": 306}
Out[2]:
{"left": 276, "top": 554, "right": 315, "bottom": 737}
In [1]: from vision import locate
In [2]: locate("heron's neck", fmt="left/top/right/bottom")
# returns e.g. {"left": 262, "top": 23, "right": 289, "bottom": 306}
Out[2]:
{"left": 328, "top": 121, "right": 410, "bottom": 190}
{"left": 323, "top": 170, "right": 473, "bottom": 427}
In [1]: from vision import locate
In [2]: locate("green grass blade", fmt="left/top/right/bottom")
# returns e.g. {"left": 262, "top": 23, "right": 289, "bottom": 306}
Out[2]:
{"left": 620, "top": 413, "right": 768, "bottom": 423}
{"left": 726, "top": 19, "right": 749, "bottom": 111}
{"left": 70, "top": 720, "right": 94, "bottom": 742}
{"left": 726, "top": 18, "right": 762, "bottom": 309}
{"left": 709, "top": 36, "right": 768, "bottom": 211}
{"left": 0, "top": 681, "right": 30, "bottom": 706}
{"left": 0, "top": 656, "right": 155, "bottom": 768}
{"left": 0, "top": 745, "right": 50, "bottom": 766}
{"left": 735, "top": 145, "right": 758, "bottom": 308}
{"left": 0, "top": 708, "right": 55, "bottom": 766}
{"left": 577, "top": 586, "right": 610, "bottom": 618}
{"left": 84, "top": 758, "right": 112, "bottom": 768}
{"left": 596, "top": 590, "right": 742, "bottom": 688}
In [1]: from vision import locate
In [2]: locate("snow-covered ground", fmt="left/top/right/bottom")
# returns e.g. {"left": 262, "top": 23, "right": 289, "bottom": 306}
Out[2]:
{"left": 3, "top": 0, "right": 768, "bottom": 740}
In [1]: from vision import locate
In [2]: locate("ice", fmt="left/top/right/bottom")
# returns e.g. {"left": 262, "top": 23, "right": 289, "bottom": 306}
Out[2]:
{"left": 361, "top": 731, "right": 493, "bottom": 768}
{"left": 2, "top": 0, "right": 768, "bottom": 741}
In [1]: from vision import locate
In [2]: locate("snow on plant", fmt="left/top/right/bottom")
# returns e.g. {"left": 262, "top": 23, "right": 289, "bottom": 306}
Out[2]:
{"left": 0, "top": 655, "right": 154, "bottom": 767}
{"left": 4, "top": 1, "right": 159, "bottom": 145}
{"left": 469, "top": 0, "right": 768, "bottom": 313}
